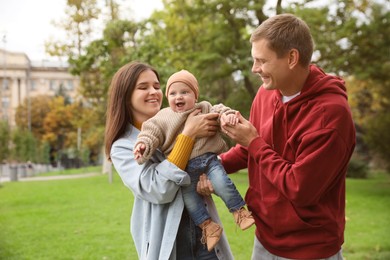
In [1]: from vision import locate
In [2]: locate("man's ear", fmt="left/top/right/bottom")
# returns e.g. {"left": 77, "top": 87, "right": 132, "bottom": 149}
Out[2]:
{"left": 288, "top": 48, "right": 299, "bottom": 69}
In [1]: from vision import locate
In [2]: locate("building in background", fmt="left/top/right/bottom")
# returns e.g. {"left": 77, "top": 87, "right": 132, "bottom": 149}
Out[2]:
{"left": 0, "top": 48, "right": 79, "bottom": 128}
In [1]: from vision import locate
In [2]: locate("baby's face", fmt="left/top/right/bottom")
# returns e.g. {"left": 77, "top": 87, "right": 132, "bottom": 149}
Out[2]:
{"left": 167, "top": 82, "right": 197, "bottom": 112}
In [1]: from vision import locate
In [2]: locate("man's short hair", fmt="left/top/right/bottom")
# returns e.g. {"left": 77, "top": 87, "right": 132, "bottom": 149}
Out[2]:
{"left": 250, "top": 13, "right": 314, "bottom": 67}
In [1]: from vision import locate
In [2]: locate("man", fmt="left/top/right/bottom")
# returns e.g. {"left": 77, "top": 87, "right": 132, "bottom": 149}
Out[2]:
{"left": 201, "top": 13, "right": 355, "bottom": 259}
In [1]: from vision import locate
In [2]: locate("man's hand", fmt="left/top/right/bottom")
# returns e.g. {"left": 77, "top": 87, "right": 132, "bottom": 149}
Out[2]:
{"left": 221, "top": 111, "right": 259, "bottom": 147}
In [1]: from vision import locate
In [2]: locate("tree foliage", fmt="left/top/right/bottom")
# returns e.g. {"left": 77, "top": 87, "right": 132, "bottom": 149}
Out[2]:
{"left": 11, "top": 128, "right": 37, "bottom": 163}
{"left": 364, "top": 112, "right": 390, "bottom": 171}
{"left": 42, "top": 96, "right": 79, "bottom": 160}
{"left": 12, "top": 94, "right": 103, "bottom": 165}
{"left": 0, "top": 121, "right": 10, "bottom": 163}
{"left": 285, "top": 0, "right": 390, "bottom": 168}
{"left": 45, "top": 0, "right": 101, "bottom": 60}
{"left": 43, "top": 0, "right": 390, "bottom": 169}
{"left": 15, "top": 95, "right": 52, "bottom": 140}
{"left": 139, "top": 0, "right": 266, "bottom": 105}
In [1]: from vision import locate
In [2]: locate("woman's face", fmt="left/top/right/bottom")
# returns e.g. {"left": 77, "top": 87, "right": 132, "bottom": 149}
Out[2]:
{"left": 130, "top": 69, "right": 163, "bottom": 123}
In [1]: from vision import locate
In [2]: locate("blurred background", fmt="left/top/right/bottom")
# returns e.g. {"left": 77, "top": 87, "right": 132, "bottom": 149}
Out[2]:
{"left": 0, "top": 0, "right": 389, "bottom": 178}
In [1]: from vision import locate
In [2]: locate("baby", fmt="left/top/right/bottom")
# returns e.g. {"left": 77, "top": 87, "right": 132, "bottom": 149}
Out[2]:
{"left": 134, "top": 70, "right": 254, "bottom": 251}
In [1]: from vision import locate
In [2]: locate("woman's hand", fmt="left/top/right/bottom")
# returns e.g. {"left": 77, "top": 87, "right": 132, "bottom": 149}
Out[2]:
{"left": 182, "top": 110, "right": 219, "bottom": 139}
{"left": 197, "top": 174, "right": 214, "bottom": 196}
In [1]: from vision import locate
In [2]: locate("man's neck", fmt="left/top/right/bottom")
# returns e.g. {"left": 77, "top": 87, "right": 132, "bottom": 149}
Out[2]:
{"left": 280, "top": 66, "right": 310, "bottom": 96}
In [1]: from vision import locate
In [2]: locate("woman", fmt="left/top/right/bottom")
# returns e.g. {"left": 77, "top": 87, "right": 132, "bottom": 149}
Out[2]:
{"left": 104, "top": 61, "right": 234, "bottom": 260}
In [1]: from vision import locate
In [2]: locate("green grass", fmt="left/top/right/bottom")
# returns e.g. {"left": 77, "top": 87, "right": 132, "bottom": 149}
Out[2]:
{"left": 37, "top": 166, "right": 102, "bottom": 177}
{"left": 0, "top": 169, "right": 389, "bottom": 259}
{"left": 0, "top": 173, "right": 135, "bottom": 260}
{"left": 343, "top": 171, "right": 390, "bottom": 259}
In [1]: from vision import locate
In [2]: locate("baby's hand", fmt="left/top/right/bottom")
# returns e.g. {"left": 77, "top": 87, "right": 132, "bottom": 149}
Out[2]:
{"left": 220, "top": 113, "right": 239, "bottom": 126}
{"left": 134, "top": 143, "right": 146, "bottom": 160}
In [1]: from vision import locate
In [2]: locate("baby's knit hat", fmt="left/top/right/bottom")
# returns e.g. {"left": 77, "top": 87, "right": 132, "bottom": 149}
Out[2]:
{"left": 165, "top": 70, "right": 199, "bottom": 99}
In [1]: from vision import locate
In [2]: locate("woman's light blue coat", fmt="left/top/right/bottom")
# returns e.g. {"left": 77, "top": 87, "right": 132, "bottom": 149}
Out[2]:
{"left": 110, "top": 124, "right": 234, "bottom": 260}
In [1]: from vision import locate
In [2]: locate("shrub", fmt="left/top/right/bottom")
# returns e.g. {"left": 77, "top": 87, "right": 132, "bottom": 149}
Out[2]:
{"left": 347, "top": 156, "right": 369, "bottom": 178}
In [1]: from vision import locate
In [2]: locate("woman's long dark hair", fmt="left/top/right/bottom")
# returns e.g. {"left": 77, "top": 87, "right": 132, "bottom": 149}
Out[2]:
{"left": 104, "top": 61, "right": 160, "bottom": 160}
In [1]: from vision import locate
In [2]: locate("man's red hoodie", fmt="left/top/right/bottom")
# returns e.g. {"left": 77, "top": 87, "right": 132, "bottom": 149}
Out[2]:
{"left": 221, "top": 65, "right": 356, "bottom": 258}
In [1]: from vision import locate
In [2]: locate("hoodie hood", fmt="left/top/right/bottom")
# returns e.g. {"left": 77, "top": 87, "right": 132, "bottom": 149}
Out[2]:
{"left": 267, "top": 64, "right": 349, "bottom": 155}
{"left": 290, "top": 64, "right": 347, "bottom": 104}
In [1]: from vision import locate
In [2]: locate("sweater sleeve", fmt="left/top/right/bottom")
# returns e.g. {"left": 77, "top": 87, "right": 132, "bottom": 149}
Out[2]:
{"left": 167, "top": 134, "right": 194, "bottom": 170}
{"left": 210, "top": 103, "right": 236, "bottom": 116}
{"left": 135, "top": 117, "right": 164, "bottom": 164}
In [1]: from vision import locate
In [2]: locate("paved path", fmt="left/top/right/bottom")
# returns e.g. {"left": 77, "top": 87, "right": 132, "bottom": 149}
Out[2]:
{"left": 0, "top": 173, "right": 100, "bottom": 183}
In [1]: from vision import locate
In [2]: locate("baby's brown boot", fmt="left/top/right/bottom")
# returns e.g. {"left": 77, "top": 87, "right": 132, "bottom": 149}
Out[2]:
{"left": 233, "top": 207, "right": 255, "bottom": 230}
{"left": 200, "top": 219, "right": 223, "bottom": 251}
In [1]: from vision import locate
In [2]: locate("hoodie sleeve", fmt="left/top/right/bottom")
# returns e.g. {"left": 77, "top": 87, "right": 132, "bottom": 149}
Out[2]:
{"left": 220, "top": 144, "right": 249, "bottom": 173}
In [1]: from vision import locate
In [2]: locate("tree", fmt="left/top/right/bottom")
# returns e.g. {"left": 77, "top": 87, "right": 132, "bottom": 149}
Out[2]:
{"left": 15, "top": 95, "right": 52, "bottom": 140}
{"left": 83, "top": 125, "right": 105, "bottom": 164}
{"left": 59, "top": 0, "right": 284, "bottom": 118}
{"left": 140, "top": 0, "right": 262, "bottom": 97}
{"left": 70, "top": 19, "right": 140, "bottom": 112}
{"left": 42, "top": 96, "right": 79, "bottom": 162}
{"left": 47, "top": 0, "right": 389, "bottom": 169}
{"left": 11, "top": 128, "right": 37, "bottom": 163}
{"left": 287, "top": 0, "right": 390, "bottom": 169}
{"left": 134, "top": 0, "right": 279, "bottom": 113}
{"left": 70, "top": 102, "right": 105, "bottom": 164}
{"left": 0, "top": 121, "right": 10, "bottom": 163}
{"left": 36, "top": 141, "right": 51, "bottom": 165}
{"left": 332, "top": 1, "right": 389, "bottom": 169}
{"left": 364, "top": 113, "right": 390, "bottom": 171}
{"left": 45, "top": 0, "right": 101, "bottom": 60}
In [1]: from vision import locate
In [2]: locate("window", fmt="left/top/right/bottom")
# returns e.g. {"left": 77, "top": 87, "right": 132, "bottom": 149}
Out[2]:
{"left": 2, "top": 78, "right": 9, "bottom": 90}
{"left": 2, "top": 96, "right": 9, "bottom": 108}
{"left": 67, "top": 80, "right": 74, "bottom": 90}
{"left": 49, "top": 80, "right": 56, "bottom": 90}
{"left": 30, "top": 80, "right": 37, "bottom": 90}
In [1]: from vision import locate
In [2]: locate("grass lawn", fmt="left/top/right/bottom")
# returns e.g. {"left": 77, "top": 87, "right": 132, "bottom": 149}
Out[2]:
{"left": 37, "top": 166, "right": 102, "bottom": 177}
{"left": 343, "top": 171, "right": 390, "bottom": 259}
{"left": 0, "top": 169, "right": 389, "bottom": 259}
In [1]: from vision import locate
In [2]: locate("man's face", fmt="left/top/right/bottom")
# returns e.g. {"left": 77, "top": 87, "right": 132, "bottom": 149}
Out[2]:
{"left": 251, "top": 39, "right": 291, "bottom": 92}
